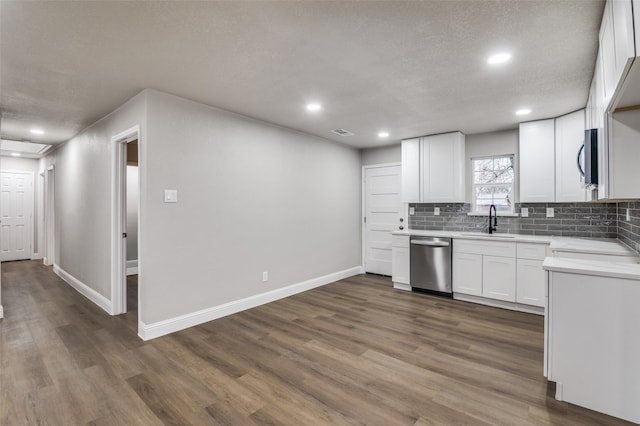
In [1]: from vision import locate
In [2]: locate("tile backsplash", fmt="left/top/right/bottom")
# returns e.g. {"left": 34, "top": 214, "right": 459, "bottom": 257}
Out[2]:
{"left": 408, "top": 202, "right": 619, "bottom": 239}
{"left": 617, "top": 201, "right": 640, "bottom": 252}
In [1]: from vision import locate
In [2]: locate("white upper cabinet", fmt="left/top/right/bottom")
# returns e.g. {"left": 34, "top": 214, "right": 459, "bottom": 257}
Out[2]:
{"left": 586, "top": 0, "right": 640, "bottom": 200}
{"left": 599, "top": 0, "right": 635, "bottom": 107}
{"left": 608, "top": 109, "right": 640, "bottom": 199}
{"left": 401, "top": 132, "right": 465, "bottom": 203}
{"left": 520, "top": 110, "right": 587, "bottom": 203}
{"left": 401, "top": 138, "right": 421, "bottom": 203}
{"left": 555, "top": 110, "right": 587, "bottom": 202}
{"left": 421, "top": 132, "right": 465, "bottom": 203}
{"left": 519, "top": 119, "right": 556, "bottom": 202}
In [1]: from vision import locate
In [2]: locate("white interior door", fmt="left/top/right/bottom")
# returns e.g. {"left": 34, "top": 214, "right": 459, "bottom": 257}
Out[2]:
{"left": 364, "top": 164, "right": 403, "bottom": 275}
{"left": 1, "top": 171, "right": 34, "bottom": 262}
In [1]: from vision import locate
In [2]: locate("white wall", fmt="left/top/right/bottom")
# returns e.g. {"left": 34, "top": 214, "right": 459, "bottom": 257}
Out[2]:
{"left": 140, "top": 90, "right": 362, "bottom": 325}
{"left": 43, "top": 91, "right": 147, "bottom": 301}
{"left": 465, "top": 129, "right": 519, "bottom": 202}
{"left": 126, "top": 165, "right": 139, "bottom": 262}
{"left": 360, "top": 144, "right": 401, "bottom": 166}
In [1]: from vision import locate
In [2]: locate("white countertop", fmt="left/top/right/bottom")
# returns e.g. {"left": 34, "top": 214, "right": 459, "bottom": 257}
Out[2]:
{"left": 393, "top": 230, "right": 639, "bottom": 256}
{"left": 392, "top": 229, "right": 553, "bottom": 244}
{"left": 543, "top": 257, "right": 640, "bottom": 281}
{"left": 548, "top": 237, "right": 638, "bottom": 257}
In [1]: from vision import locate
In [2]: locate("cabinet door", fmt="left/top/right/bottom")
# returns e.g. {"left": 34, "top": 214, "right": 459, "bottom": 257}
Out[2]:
{"left": 516, "top": 258, "right": 545, "bottom": 307}
{"left": 422, "top": 132, "right": 465, "bottom": 203}
{"left": 519, "top": 120, "right": 555, "bottom": 202}
{"left": 555, "top": 110, "right": 586, "bottom": 202}
{"left": 452, "top": 252, "right": 482, "bottom": 296}
{"left": 482, "top": 256, "right": 516, "bottom": 302}
{"left": 401, "top": 139, "right": 420, "bottom": 203}
{"left": 391, "top": 246, "right": 410, "bottom": 285}
{"left": 600, "top": 2, "right": 617, "bottom": 104}
{"left": 612, "top": 0, "right": 635, "bottom": 91}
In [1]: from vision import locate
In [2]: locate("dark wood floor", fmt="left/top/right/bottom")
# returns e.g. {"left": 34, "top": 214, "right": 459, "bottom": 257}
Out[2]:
{"left": 0, "top": 260, "right": 633, "bottom": 425}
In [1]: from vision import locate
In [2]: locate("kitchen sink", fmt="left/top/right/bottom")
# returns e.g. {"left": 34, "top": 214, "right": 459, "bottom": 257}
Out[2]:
{"left": 459, "top": 232, "right": 516, "bottom": 239}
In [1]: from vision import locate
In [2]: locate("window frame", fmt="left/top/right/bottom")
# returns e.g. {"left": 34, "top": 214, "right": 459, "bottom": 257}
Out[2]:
{"left": 471, "top": 154, "right": 515, "bottom": 214}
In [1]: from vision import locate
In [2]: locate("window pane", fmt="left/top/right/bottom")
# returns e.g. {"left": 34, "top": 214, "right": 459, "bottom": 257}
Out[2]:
{"left": 472, "top": 154, "right": 514, "bottom": 213}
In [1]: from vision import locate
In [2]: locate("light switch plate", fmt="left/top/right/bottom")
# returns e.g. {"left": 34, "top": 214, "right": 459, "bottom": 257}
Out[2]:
{"left": 546, "top": 207, "right": 554, "bottom": 218}
{"left": 409, "top": 207, "right": 415, "bottom": 216}
{"left": 434, "top": 207, "right": 440, "bottom": 216}
{"left": 627, "top": 209, "right": 631, "bottom": 221}
{"left": 164, "top": 189, "right": 178, "bottom": 203}
{"left": 521, "top": 207, "right": 529, "bottom": 218}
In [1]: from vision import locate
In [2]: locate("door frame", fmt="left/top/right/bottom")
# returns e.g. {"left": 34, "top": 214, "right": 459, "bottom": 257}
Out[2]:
{"left": 110, "top": 125, "right": 141, "bottom": 315}
{"left": 361, "top": 162, "right": 404, "bottom": 273}
{"left": 0, "top": 170, "right": 35, "bottom": 262}
{"left": 43, "top": 165, "right": 55, "bottom": 266}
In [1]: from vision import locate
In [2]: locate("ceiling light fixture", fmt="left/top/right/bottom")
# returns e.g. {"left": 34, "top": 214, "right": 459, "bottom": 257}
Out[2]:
{"left": 306, "top": 103, "right": 322, "bottom": 112}
{"left": 11, "top": 152, "right": 21, "bottom": 157}
{"left": 378, "top": 131, "right": 390, "bottom": 138}
{"left": 515, "top": 108, "right": 532, "bottom": 115}
{"left": 30, "top": 128, "right": 45, "bottom": 135}
{"left": 488, "top": 53, "right": 512, "bottom": 64}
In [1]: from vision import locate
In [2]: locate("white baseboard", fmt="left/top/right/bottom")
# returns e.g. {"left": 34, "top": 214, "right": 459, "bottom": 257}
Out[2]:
{"left": 138, "top": 265, "right": 363, "bottom": 340}
{"left": 0, "top": 304, "right": 3, "bottom": 319}
{"left": 31, "top": 252, "right": 43, "bottom": 260}
{"left": 453, "top": 293, "right": 544, "bottom": 316}
{"left": 393, "top": 282, "right": 411, "bottom": 291}
{"left": 53, "top": 264, "right": 113, "bottom": 315}
{"left": 126, "top": 259, "right": 138, "bottom": 276}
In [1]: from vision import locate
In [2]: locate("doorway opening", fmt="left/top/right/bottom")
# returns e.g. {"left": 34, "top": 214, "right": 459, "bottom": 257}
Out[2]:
{"left": 111, "top": 126, "right": 140, "bottom": 316}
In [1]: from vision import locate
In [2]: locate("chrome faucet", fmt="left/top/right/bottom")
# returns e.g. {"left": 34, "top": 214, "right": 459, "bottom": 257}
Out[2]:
{"left": 488, "top": 204, "right": 498, "bottom": 234}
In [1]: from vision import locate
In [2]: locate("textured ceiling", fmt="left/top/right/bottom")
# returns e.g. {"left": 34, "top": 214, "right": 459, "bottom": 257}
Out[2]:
{"left": 0, "top": 1, "right": 604, "bottom": 148}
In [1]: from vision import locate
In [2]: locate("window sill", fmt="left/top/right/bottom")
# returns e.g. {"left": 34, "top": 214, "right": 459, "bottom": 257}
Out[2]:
{"left": 467, "top": 212, "right": 520, "bottom": 217}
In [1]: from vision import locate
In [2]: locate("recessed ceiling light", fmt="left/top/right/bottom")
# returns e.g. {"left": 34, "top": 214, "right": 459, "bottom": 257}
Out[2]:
{"left": 306, "top": 103, "right": 322, "bottom": 112}
{"left": 488, "top": 53, "right": 512, "bottom": 64}
{"left": 515, "top": 108, "right": 532, "bottom": 115}
{"left": 30, "top": 128, "right": 45, "bottom": 135}
{"left": 378, "top": 131, "right": 390, "bottom": 138}
{"left": 11, "top": 152, "right": 21, "bottom": 157}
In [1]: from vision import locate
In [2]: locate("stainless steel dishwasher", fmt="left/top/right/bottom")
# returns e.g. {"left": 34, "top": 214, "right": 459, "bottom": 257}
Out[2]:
{"left": 410, "top": 236, "right": 452, "bottom": 295}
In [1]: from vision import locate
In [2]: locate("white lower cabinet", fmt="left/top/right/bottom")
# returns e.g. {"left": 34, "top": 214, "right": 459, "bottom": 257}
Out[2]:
{"left": 515, "top": 242, "right": 548, "bottom": 308}
{"left": 391, "top": 235, "right": 410, "bottom": 289}
{"left": 482, "top": 256, "right": 516, "bottom": 302}
{"left": 453, "top": 239, "right": 548, "bottom": 312}
{"left": 391, "top": 246, "right": 410, "bottom": 284}
{"left": 516, "top": 258, "right": 545, "bottom": 307}
{"left": 452, "top": 252, "right": 482, "bottom": 296}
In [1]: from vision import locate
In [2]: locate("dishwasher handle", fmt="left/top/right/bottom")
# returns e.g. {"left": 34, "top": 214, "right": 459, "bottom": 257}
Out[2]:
{"left": 410, "top": 239, "right": 450, "bottom": 247}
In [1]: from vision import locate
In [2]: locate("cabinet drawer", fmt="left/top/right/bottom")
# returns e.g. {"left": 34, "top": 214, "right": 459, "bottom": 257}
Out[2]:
{"left": 517, "top": 243, "right": 548, "bottom": 260}
{"left": 454, "top": 239, "right": 516, "bottom": 257}
{"left": 392, "top": 235, "right": 410, "bottom": 248}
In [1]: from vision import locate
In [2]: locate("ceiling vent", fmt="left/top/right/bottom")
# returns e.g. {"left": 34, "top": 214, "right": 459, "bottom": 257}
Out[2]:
{"left": 331, "top": 128, "right": 355, "bottom": 136}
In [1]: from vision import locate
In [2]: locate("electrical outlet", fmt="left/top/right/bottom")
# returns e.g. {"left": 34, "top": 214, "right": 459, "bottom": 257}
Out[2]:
{"left": 434, "top": 207, "right": 440, "bottom": 216}
{"left": 409, "top": 207, "right": 415, "bottom": 215}
{"left": 627, "top": 209, "right": 631, "bottom": 221}
{"left": 546, "top": 207, "right": 554, "bottom": 218}
{"left": 521, "top": 207, "right": 529, "bottom": 218}
{"left": 262, "top": 271, "right": 268, "bottom": 282}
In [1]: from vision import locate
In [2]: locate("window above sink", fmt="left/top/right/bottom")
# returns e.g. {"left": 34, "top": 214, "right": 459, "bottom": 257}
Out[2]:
{"left": 472, "top": 154, "right": 515, "bottom": 214}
